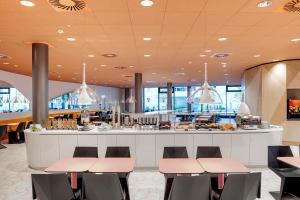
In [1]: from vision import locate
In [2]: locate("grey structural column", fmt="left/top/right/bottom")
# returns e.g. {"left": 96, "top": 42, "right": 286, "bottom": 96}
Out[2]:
{"left": 187, "top": 85, "right": 191, "bottom": 113}
{"left": 32, "top": 43, "right": 49, "bottom": 127}
{"left": 124, "top": 88, "right": 130, "bottom": 112}
{"left": 167, "top": 82, "right": 172, "bottom": 111}
{"left": 134, "top": 73, "right": 143, "bottom": 113}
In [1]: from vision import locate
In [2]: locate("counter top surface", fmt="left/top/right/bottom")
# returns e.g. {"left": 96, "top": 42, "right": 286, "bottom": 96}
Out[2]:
{"left": 25, "top": 127, "right": 283, "bottom": 135}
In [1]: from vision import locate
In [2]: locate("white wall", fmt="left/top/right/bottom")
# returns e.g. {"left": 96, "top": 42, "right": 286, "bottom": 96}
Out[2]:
{"left": 0, "top": 70, "right": 122, "bottom": 103}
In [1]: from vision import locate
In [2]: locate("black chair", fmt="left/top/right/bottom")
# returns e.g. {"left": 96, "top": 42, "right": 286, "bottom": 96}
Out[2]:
{"left": 9, "top": 122, "right": 26, "bottom": 144}
{"left": 196, "top": 146, "right": 222, "bottom": 159}
{"left": 31, "top": 174, "right": 80, "bottom": 200}
{"left": 83, "top": 173, "right": 124, "bottom": 200}
{"left": 268, "top": 146, "right": 300, "bottom": 199}
{"left": 168, "top": 175, "right": 211, "bottom": 200}
{"left": 212, "top": 173, "right": 261, "bottom": 200}
{"left": 0, "top": 125, "right": 7, "bottom": 149}
{"left": 163, "top": 146, "right": 188, "bottom": 159}
{"left": 196, "top": 146, "right": 222, "bottom": 192}
{"left": 163, "top": 146, "right": 189, "bottom": 200}
{"left": 105, "top": 146, "right": 131, "bottom": 158}
{"left": 245, "top": 172, "right": 262, "bottom": 200}
{"left": 73, "top": 146, "right": 98, "bottom": 158}
{"left": 105, "top": 146, "right": 131, "bottom": 200}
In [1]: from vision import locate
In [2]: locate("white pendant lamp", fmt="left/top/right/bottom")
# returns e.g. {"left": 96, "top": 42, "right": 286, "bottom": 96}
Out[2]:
{"left": 238, "top": 93, "right": 251, "bottom": 115}
{"left": 75, "top": 63, "right": 98, "bottom": 106}
{"left": 125, "top": 88, "right": 136, "bottom": 104}
{"left": 188, "top": 63, "right": 222, "bottom": 104}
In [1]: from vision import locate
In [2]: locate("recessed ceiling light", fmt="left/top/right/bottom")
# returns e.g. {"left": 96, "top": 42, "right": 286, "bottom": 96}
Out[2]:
{"left": 200, "top": 54, "right": 207, "bottom": 57}
{"left": 175, "top": 72, "right": 185, "bottom": 76}
{"left": 129, "top": 65, "right": 135, "bottom": 68}
{"left": 56, "top": 64, "right": 62, "bottom": 67}
{"left": 222, "top": 64, "right": 227, "bottom": 68}
{"left": 291, "top": 38, "right": 300, "bottom": 42}
{"left": 102, "top": 53, "right": 117, "bottom": 58}
{"left": 100, "top": 64, "right": 106, "bottom": 67}
{"left": 188, "top": 61, "right": 192, "bottom": 64}
{"left": 272, "top": 59, "right": 279, "bottom": 62}
{"left": 143, "top": 37, "right": 152, "bottom": 41}
{"left": 140, "top": 0, "right": 154, "bottom": 7}
{"left": 14, "top": 64, "right": 18, "bottom": 67}
{"left": 146, "top": 80, "right": 156, "bottom": 83}
{"left": 67, "top": 37, "right": 76, "bottom": 41}
{"left": 218, "top": 37, "right": 227, "bottom": 41}
{"left": 224, "top": 73, "right": 229, "bottom": 76}
{"left": 254, "top": 54, "right": 261, "bottom": 58}
{"left": 57, "top": 29, "right": 64, "bottom": 34}
{"left": 152, "top": 72, "right": 157, "bottom": 75}
{"left": 205, "top": 50, "right": 212, "bottom": 53}
{"left": 66, "top": 25, "right": 72, "bottom": 28}
{"left": 144, "top": 54, "right": 151, "bottom": 57}
{"left": 257, "top": 0, "right": 272, "bottom": 8}
{"left": 198, "top": 70, "right": 201, "bottom": 73}
{"left": 3, "top": 62, "right": 9, "bottom": 65}
{"left": 88, "top": 54, "right": 95, "bottom": 58}
{"left": 20, "top": 0, "right": 35, "bottom": 7}
{"left": 221, "top": 62, "right": 227, "bottom": 65}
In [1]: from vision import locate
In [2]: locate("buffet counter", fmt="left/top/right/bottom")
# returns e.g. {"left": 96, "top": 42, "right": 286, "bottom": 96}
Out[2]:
{"left": 25, "top": 127, "right": 283, "bottom": 169}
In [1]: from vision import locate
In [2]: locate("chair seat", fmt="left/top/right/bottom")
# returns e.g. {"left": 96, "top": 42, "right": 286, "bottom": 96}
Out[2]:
{"left": 272, "top": 168, "right": 300, "bottom": 178}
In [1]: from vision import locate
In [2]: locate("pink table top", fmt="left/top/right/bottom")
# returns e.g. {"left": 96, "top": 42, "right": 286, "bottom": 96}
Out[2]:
{"left": 277, "top": 157, "right": 300, "bottom": 168}
{"left": 89, "top": 158, "right": 135, "bottom": 173}
{"left": 197, "top": 158, "right": 250, "bottom": 173}
{"left": 45, "top": 158, "right": 98, "bottom": 173}
{"left": 159, "top": 158, "right": 205, "bottom": 174}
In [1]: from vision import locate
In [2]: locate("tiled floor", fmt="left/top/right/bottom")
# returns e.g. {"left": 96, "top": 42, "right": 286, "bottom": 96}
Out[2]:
{"left": 0, "top": 144, "right": 280, "bottom": 200}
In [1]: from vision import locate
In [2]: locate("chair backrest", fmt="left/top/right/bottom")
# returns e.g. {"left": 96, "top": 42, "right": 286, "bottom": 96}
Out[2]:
{"left": 244, "top": 172, "right": 261, "bottom": 200}
{"left": 168, "top": 175, "right": 211, "bottom": 200}
{"left": 105, "top": 146, "right": 131, "bottom": 158}
{"left": 0, "top": 125, "right": 7, "bottom": 136}
{"left": 73, "top": 146, "right": 98, "bottom": 158}
{"left": 220, "top": 174, "right": 247, "bottom": 200}
{"left": 31, "top": 174, "right": 74, "bottom": 200}
{"left": 163, "top": 146, "right": 188, "bottom": 158}
{"left": 83, "top": 173, "right": 124, "bottom": 200}
{"left": 196, "top": 146, "right": 222, "bottom": 159}
{"left": 268, "top": 146, "right": 293, "bottom": 169}
{"left": 16, "top": 122, "right": 26, "bottom": 132}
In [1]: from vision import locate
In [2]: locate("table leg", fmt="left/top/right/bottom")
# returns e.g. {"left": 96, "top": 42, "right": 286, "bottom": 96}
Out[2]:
{"left": 218, "top": 173, "right": 225, "bottom": 189}
{"left": 70, "top": 172, "right": 77, "bottom": 189}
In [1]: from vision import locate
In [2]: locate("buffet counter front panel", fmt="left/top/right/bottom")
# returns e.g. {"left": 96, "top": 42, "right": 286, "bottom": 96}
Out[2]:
{"left": 25, "top": 128, "right": 282, "bottom": 169}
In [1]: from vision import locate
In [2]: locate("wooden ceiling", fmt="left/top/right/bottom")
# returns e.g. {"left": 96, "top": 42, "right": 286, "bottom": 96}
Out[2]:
{"left": 0, "top": 0, "right": 300, "bottom": 87}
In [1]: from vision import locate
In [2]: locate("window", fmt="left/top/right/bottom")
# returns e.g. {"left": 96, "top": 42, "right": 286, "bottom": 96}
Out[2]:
{"left": 174, "top": 87, "right": 187, "bottom": 112}
{"left": 143, "top": 85, "right": 242, "bottom": 114}
{"left": 0, "top": 88, "right": 30, "bottom": 113}
{"left": 143, "top": 88, "right": 159, "bottom": 112}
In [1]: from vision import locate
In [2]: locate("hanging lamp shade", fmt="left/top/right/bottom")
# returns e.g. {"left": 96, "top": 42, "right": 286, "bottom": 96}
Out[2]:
{"left": 74, "top": 63, "right": 99, "bottom": 106}
{"left": 188, "top": 63, "right": 222, "bottom": 104}
{"left": 238, "top": 93, "right": 251, "bottom": 115}
{"left": 10, "top": 90, "right": 23, "bottom": 104}
{"left": 125, "top": 88, "right": 136, "bottom": 104}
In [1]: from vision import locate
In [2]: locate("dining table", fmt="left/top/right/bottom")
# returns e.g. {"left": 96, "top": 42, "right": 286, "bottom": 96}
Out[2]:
{"left": 197, "top": 158, "right": 250, "bottom": 189}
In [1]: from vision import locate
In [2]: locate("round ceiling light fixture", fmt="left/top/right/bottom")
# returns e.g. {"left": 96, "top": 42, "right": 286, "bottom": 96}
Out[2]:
{"left": 140, "top": 0, "right": 154, "bottom": 7}
{"left": 218, "top": 37, "right": 228, "bottom": 41}
{"left": 102, "top": 53, "right": 117, "bottom": 58}
{"left": 57, "top": 29, "right": 64, "bottom": 34}
{"left": 20, "top": 0, "right": 35, "bottom": 7}
{"left": 67, "top": 37, "right": 76, "bottom": 41}
{"left": 257, "top": 0, "right": 272, "bottom": 8}
{"left": 291, "top": 38, "right": 300, "bottom": 42}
